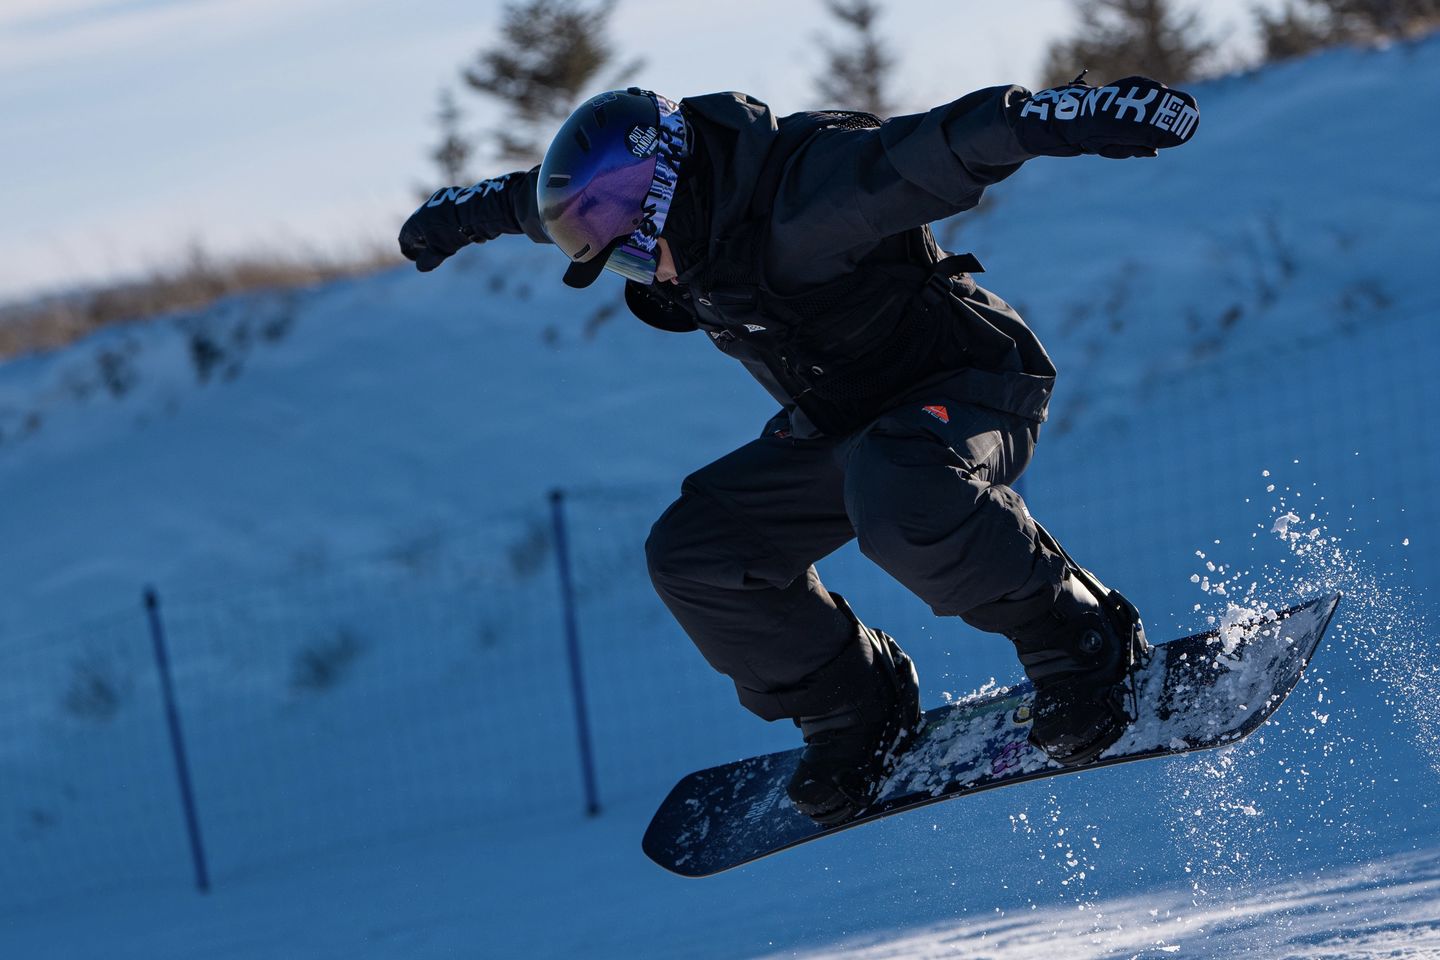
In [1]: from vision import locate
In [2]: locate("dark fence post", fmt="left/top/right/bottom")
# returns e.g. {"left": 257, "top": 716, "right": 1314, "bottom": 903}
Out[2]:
{"left": 143, "top": 587, "right": 212, "bottom": 893}
{"left": 549, "top": 489, "right": 602, "bottom": 817}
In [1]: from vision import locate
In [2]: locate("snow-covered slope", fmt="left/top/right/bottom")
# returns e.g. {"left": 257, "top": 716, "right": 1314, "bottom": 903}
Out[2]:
{"left": 0, "top": 251, "right": 772, "bottom": 630}
{"left": 2, "top": 36, "right": 1438, "bottom": 960}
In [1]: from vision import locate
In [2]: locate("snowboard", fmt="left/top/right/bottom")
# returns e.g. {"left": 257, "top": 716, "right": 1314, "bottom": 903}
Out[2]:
{"left": 643, "top": 592, "right": 1340, "bottom": 878}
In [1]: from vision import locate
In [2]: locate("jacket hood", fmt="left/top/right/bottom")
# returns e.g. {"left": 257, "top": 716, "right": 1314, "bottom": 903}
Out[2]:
{"left": 676, "top": 93, "right": 781, "bottom": 261}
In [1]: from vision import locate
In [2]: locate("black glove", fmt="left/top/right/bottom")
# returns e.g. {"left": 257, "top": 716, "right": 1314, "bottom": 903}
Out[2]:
{"left": 398, "top": 172, "right": 525, "bottom": 272}
{"left": 1012, "top": 75, "right": 1199, "bottom": 159}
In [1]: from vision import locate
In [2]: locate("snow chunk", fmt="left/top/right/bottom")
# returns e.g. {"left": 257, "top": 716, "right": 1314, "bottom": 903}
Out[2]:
{"left": 1216, "top": 602, "right": 1279, "bottom": 656}
{"left": 1272, "top": 511, "right": 1301, "bottom": 537}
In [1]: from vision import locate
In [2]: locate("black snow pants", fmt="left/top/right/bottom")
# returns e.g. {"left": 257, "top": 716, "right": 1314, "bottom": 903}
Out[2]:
{"left": 645, "top": 390, "right": 1069, "bottom": 721}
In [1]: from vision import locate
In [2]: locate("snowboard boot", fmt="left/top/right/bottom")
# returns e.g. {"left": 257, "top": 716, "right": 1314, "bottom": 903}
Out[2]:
{"left": 786, "top": 597, "right": 922, "bottom": 827}
{"left": 1005, "top": 567, "right": 1150, "bottom": 767}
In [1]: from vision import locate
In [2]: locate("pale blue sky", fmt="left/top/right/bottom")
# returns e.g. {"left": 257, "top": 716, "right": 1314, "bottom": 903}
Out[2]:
{"left": 0, "top": 0, "right": 1272, "bottom": 302}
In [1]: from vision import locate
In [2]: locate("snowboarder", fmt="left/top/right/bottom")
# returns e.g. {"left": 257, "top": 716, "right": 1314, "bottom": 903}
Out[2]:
{"left": 399, "top": 76, "right": 1200, "bottom": 825}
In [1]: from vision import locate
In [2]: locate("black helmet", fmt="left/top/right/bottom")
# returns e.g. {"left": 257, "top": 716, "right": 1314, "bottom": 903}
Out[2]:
{"left": 538, "top": 88, "right": 687, "bottom": 288}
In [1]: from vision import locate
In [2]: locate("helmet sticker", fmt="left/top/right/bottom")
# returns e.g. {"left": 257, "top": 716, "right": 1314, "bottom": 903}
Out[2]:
{"left": 627, "top": 124, "right": 661, "bottom": 158}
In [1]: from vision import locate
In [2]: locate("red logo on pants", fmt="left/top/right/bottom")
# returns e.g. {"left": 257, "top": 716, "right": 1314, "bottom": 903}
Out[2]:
{"left": 922, "top": 405, "right": 950, "bottom": 424}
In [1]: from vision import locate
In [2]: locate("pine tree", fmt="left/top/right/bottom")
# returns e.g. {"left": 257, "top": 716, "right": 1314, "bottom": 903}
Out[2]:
{"left": 1255, "top": 1, "right": 1334, "bottom": 61}
{"left": 462, "top": 0, "right": 641, "bottom": 167}
{"left": 431, "top": 88, "right": 474, "bottom": 185}
{"left": 1319, "top": 0, "right": 1440, "bottom": 39}
{"left": 814, "top": 0, "right": 896, "bottom": 116}
{"left": 1040, "top": 0, "right": 1216, "bottom": 87}
{"left": 1254, "top": 0, "right": 1440, "bottom": 64}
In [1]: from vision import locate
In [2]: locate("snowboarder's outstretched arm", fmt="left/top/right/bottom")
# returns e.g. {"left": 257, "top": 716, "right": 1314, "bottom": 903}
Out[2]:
{"left": 398, "top": 166, "right": 550, "bottom": 272}
{"left": 769, "top": 77, "right": 1198, "bottom": 279}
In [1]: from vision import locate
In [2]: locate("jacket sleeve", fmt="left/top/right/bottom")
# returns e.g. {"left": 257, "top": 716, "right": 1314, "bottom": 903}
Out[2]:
{"left": 494, "top": 165, "right": 552, "bottom": 244}
{"left": 767, "top": 85, "right": 1036, "bottom": 283}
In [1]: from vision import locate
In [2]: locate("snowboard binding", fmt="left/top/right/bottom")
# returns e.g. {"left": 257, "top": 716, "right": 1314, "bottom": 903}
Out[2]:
{"left": 1033, "top": 575, "right": 1151, "bottom": 767}
{"left": 1012, "top": 527, "right": 1153, "bottom": 767}
{"left": 786, "top": 598, "right": 923, "bottom": 826}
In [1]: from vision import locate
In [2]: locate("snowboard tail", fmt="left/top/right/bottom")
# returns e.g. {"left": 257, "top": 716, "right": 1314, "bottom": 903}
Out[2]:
{"left": 643, "top": 593, "right": 1340, "bottom": 878}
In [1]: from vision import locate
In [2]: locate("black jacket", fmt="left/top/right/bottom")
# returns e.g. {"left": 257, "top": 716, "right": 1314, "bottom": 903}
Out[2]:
{"left": 502, "top": 86, "right": 1057, "bottom": 437}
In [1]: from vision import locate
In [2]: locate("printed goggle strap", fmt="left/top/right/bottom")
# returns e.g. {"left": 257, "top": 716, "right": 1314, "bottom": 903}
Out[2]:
{"left": 603, "top": 93, "right": 688, "bottom": 284}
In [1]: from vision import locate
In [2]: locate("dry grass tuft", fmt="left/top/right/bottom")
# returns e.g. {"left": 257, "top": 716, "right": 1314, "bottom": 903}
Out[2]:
{"left": 0, "top": 244, "right": 400, "bottom": 360}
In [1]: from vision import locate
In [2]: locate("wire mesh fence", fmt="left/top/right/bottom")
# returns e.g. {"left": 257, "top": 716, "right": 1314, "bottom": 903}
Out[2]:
{"left": 1, "top": 310, "right": 1434, "bottom": 913}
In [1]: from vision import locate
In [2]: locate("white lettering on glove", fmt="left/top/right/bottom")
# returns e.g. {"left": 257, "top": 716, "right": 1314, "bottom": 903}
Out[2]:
{"left": 425, "top": 175, "right": 514, "bottom": 209}
{"left": 1112, "top": 84, "right": 1159, "bottom": 122}
{"left": 1021, "top": 82, "right": 1197, "bottom": 143}
{"left": 1150, "top": 92, "right": 1200, "bottom": 138}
